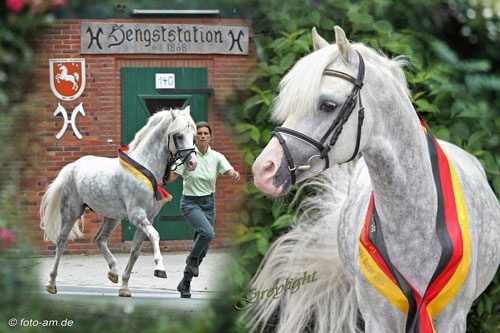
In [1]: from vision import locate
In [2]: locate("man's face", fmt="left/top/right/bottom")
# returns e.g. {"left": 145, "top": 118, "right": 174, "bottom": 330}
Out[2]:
{"left": 195, "top": 126, "right": 211, "bottom": 146}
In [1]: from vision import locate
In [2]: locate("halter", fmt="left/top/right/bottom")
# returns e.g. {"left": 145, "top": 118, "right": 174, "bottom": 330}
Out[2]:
{"left": 272, "top": 51, "right": 366, "bottom": 185}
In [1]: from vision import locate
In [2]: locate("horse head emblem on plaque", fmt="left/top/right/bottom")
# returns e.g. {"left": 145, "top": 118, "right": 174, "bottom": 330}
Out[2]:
{"left": 49, "top": 58, "right": 86, "bottom": 101}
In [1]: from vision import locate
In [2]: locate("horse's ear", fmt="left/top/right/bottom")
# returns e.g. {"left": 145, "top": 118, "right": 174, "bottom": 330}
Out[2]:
{"left": 183, "top": 105, "right": 191, "bottom": 115}
{"left": 312, "top": 27, "right": 329, "bottom": 50}
{"left": 334, "top": 26, "right": 356, "bottom": 63}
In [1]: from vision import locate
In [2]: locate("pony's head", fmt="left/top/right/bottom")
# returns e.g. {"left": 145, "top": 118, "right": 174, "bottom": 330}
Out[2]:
{"left": 129, "top": 106, "right": 198, "bottom": 171}
{"left": 167, "top": 106, "right": 197, "bottom": 171}
{"left": 253, "top": 26, "right": 409, "bottom": 195}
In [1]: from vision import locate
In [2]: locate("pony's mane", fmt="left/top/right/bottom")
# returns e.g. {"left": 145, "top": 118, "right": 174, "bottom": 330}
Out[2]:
{"left": 128, "top": 108, "right": 196, "bottom": 151}
{"left": 270, "top": 42, "right": 410, "bottom": 123}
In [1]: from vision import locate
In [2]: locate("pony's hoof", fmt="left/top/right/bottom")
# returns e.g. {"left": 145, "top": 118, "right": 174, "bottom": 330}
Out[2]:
{"left": 154, "top": 270, "right": 167, "bottom": 278}
{"left": 108, "top": 272, "right": 119, "bottom": 284}
{"left": 118, "top": 288, "right": 131, "bottom": 297}
{"left": 46, "top": 284, "right": 57, "bottom": 294}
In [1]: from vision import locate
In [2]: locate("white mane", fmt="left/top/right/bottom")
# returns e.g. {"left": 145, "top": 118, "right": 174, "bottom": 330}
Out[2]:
{"left": 270, "top": 43, "right": 410, "bottom": 123}
{"left": 128, "top": 109, "right": 196, "bottom": 151}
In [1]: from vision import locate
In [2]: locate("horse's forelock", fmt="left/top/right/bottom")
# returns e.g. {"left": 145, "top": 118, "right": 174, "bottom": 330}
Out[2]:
{"left": 270, "top": 43, "right": 411, "bottom": 124}
{"left": 270, "top": 45, "right": 338, "bottom": 123}
{"left": 169, "top": 109, "right": 196, "bottom": 134}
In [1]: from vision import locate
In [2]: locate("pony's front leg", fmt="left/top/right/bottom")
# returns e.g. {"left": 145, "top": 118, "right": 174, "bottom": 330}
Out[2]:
{"left": 129, "top": 210, "right": 167, "bottom": 278}
{"left": 119, "top": 228, "right": 145, "bottom": 297}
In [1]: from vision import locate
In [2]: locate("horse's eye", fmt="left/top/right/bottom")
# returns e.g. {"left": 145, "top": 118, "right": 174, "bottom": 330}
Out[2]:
{"left": 319, "top": 101, "right": 337, "bottom": 112}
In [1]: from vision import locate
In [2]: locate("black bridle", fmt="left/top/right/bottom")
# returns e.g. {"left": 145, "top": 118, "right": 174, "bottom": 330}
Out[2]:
{"left": 163, "top": 132, "right": 196, "bottom": 183}
{"left": 272, "top": 51, "right": 366, "bottom": 185}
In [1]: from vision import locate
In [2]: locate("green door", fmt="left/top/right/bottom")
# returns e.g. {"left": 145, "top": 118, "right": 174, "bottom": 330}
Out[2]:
{"left": 121, "top": 67, "right": 209, "bottom": 240}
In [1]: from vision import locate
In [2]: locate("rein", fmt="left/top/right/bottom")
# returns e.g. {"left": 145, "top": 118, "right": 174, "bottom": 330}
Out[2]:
{"left": 272, "top": 50, "right": 366, "bottom": 185}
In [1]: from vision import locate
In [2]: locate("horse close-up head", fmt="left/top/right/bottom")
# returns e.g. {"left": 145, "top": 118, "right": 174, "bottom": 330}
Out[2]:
{"left": 252, "top": 26, "right": 409, "bottom": 196}
{"left": 248, "top": 23, "right": 499, "bottom": 333}
{"left": 167, "top": 107, "right": 198, "bottom": 171}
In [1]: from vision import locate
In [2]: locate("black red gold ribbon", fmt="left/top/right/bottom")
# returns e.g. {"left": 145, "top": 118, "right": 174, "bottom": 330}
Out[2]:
{"left": 118, "top": 146, "right": 172, "bottom": 205}
{"left": 358, "top": 120, "right": 470, "bottom": 332}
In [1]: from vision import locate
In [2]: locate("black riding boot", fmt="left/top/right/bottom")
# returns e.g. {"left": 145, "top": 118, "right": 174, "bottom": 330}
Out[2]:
{"left": 185, "top": 256, "right": 200, "bottom": 277}
{"left": 177, "top": 276, "right": 191, "bottom": 298}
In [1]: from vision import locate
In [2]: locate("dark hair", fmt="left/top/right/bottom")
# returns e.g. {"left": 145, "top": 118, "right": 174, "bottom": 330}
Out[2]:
{"left": 196, "top": 121, "right": 212, "bottom": 134}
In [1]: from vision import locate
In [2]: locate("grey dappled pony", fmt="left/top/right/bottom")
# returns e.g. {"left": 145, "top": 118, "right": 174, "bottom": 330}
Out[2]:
{"left": 40, "top": 107, "right": 197, "bottom": 297}
{"left": 251, "top": 26, "right": 499, "bottom": 332}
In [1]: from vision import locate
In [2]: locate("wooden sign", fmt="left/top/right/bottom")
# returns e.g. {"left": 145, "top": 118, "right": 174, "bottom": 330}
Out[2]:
{"left": 80, "top": 22, "right": 249, "bottom": 55}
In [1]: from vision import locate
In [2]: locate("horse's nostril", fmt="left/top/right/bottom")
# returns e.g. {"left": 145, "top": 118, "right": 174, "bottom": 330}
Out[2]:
{"left": 186, "top": 160, "right": 196, "bottom": 169}
{"left": 262, "top": 161, "right": 275, "bottom": 174}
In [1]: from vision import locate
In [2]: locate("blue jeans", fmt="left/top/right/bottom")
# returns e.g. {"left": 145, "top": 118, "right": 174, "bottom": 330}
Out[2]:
{"left": 180, "top": 194, "right": 215, "bottom": 262}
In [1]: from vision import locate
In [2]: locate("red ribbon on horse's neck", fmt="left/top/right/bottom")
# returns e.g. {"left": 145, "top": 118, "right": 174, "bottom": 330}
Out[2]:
{"left": 358, "top": 119, "right": 470, "bottom": 333}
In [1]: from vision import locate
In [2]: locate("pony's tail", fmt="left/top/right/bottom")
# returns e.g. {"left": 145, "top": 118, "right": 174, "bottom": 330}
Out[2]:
{"left": 245, "top": 163, "right": 361, "bottom": 333}
{"left": 74, "top": 72, "right": 79, "bottom": 82}
{"left": 39, "top": 163, "right": 83, "bottom": 244}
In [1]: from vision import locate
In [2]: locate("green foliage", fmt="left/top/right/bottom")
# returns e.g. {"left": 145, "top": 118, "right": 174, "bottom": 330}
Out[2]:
{"left": 226, "top": 0, "right": 500, "bottom": 331}
{"left": 0, "top": 2, "right": 58, "bottom": 111}
{"left": 466, "top": 273, "right": 500, "bottom": 333}
{"left": 0, "top": 3, "right": 61, "bottom": 215}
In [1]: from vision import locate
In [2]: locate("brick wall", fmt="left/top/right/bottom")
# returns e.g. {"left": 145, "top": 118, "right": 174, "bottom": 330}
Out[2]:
{"left": 22, "top": 18, "right": 255, "bottom": 255}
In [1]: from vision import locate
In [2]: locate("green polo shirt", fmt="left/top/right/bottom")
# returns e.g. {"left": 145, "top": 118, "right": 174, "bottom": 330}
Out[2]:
{"left": 174, "top": 146, "right": 233, "bottom": 196}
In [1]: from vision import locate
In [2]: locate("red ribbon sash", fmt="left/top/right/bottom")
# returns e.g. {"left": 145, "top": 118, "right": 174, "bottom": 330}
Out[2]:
{"left": 358, "top": 120, "right": 470, "bottom": 332}
{"left": 118, "top": 146, "right": 172, "bottom": 205}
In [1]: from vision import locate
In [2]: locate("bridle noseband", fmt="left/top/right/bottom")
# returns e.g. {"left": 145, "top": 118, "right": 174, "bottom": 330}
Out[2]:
{"left": 272, "top": 51, "right": 366, "bottom": 185}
